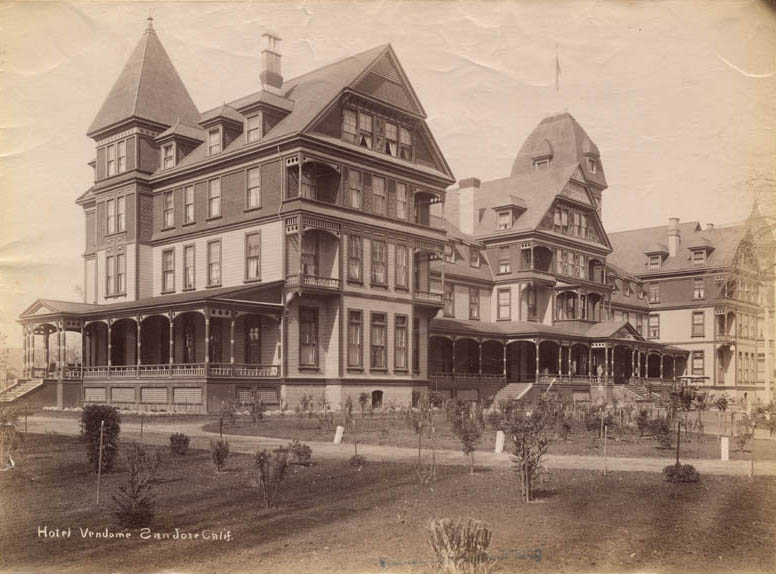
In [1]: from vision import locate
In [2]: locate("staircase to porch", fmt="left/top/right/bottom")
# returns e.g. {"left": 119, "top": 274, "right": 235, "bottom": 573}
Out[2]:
{"left": 624, "top": 382, "right": 655, "bottom": 401}
{"left": 492, "top": 382, "right": 534, "bottom": 404}
{"left": 0, "top": 379, "right": 44, "bottom": 404}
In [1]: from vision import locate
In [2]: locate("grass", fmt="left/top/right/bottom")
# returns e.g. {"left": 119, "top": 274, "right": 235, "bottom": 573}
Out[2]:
{"left": 1, "top": 434, "right": 775, "bottom": 573}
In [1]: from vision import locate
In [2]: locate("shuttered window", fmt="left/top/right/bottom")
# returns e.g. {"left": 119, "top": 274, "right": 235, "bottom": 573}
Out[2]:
{"left": 111, "top": 387, "right": 135, "bottom": 403}
{"left": 141, "top": 387, "right": 168, "bottom": 404}
{"left": 84, "top": 387, "right": 106, "bottom": 402}
{"left": 173, "top": 387, "right": 202, "bottom": 404}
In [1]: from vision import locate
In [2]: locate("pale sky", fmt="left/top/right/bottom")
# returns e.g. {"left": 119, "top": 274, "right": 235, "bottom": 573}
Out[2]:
{"left": 1, "top": 0, "right": 775, "bottom": 343}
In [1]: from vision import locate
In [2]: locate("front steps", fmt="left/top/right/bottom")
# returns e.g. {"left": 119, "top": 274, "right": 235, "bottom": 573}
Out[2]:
{"left": 0, "top": 379, "right": 44, "bottom": 404}
{"left": 492, "top": 382, "right": 534, "bottom": 404}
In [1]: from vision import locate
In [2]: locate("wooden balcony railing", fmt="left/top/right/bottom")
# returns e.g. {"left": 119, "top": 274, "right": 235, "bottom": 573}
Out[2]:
{"left": 81, "top": 363, "right": 280, "bottom": 379}
{"left": 413, "top": 290, "right": 443, "bottom": 305}
{"left": 285, "top": 274, "right": 340, "bottom": 290}
{"left": 429, "top": 373, "right": 507, "bottom": 385}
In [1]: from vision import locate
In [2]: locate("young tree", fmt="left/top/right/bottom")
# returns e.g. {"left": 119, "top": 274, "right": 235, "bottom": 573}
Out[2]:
{"left": 113, "top": 444, "right": 156, "bottom": 527}
{"left": 453, "top": 407, "right": 482, "bottom": 474}
{"left": 255, "top": 447, "right": 289, "bottom": 509}
{"left": 505, "top": 397, "right": 553, "bottom": 502}
{"left": 81, "top": 405, "right": 121, "bottom": 473}
{"left": 408, "top": 396, "right": 435, "bottom": 483}
{"left": 0, "top": 406, "right": 19, "bottom": 471}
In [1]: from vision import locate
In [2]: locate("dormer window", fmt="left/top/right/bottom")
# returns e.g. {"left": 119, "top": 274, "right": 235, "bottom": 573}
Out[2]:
{"left": 498, "top": 210, "right": 512, "bottom": 230}
{"left": 533, "top": 158, "right": 550, "bottom": 170}
{"left": 624, "top": 281, "right": 631, "bottom": 297}
{"left": 692, "top": 250, "right": 706, "bottom": 265}
{"left": 648, "top": 254, "right": 661, "bottom": 270}
{"left": 247, "top": 114, "right": 261, "bottom": 143}
{"left": 385, "top": 122, "right": 398, "bottom": 156}
{"left": 117, "top": 141, "right": 126, "bottom": 173}
{"left": 208, "top": 128, "right": 222, "bottom": 155}
{"left": 399, "top": 127, "right": 413, "bottom": 160}
{"left": 444, "top": 244, "right": 455, "bottom": 263}
{"left": 358, "top": 112, "right": 373, "bottom": 149}
{"left": 470, "top": 247, "right": 481, "bottom": 268}
{"left": 162, "top": 144, "right": 175, "bottom": 169}
{"left": 588, "top": 158, "right": 597, "bottom": 174}
{"left": 343, "top": 109, "right": 358, "bottom": 144}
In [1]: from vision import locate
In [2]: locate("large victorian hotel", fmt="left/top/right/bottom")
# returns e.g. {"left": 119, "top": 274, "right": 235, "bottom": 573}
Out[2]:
{"left": 6, "top": 23, "right": 774, "bottom": 412}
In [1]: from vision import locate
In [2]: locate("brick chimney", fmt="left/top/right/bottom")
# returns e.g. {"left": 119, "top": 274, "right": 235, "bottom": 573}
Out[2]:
{"left": 668, "top": 217, "right": 681, "bottom": 257}
{"left": 260, "top": 32, "right": 283, "bottom": 94}
{"left": 456, "top": 178, "right": 480, "bottom": 235}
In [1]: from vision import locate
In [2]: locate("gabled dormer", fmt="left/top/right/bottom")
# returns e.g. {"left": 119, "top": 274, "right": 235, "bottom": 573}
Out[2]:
{"left": 155, "top": 120, "right": 205, "bottom": 170}
{"left": 199, "top": 104, "right": 244, "bottom": 156}
{"left": 686, "top": 236, "right": 714, "bottom": 266}
{"left": 493, "top": 196, "right": 527, "bottom": 230}
{"left": 644, "top": 242, "right": 669, "bottom": 271}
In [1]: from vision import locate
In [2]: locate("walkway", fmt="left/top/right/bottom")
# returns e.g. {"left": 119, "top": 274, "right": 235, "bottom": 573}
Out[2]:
{"left": 22, "top": 416, "right": 776, "bottom": 477}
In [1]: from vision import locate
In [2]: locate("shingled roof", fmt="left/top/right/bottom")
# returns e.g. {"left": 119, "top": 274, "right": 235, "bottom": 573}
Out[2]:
{"left": 87, "top": 23, "right": 200, "bottom": 137}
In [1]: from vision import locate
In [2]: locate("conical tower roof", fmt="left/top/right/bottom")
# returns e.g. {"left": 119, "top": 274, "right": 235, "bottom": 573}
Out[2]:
{"left": 87, "top": 20, "right": 200, "bottom": 137}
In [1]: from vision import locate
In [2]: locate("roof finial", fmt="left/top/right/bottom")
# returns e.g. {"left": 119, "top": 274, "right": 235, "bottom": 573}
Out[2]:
{"left": 146, "top": 15, "right": 154, "bottom": 31}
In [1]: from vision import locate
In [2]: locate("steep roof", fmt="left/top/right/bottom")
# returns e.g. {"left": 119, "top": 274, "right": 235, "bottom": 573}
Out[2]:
{"left": 608, "top": 222, "right": 748, "bottom": 276}
{"left": 156, "top": 119, "right": 206, "bottom": 142}
{"left": 87, "top": 24, "right": 200, "bottom": 137}
{"left": 510, "top": 112, "right": 607, "bottom": 189}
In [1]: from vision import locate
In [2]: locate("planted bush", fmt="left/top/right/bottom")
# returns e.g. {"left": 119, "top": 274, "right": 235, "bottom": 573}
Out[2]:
{"left": 80, "top": 404, "right": 121, "bottom": 473}
{"left": 255, "top": 447, "right": 289, "bottom": 509}
{"left": 427, "top": 518, "right": 494, "bottom": 574}
{"left": 113, "top": 444, "right": 156, "bottom": 528}
{"left": 210, "top": 438, "right": 230, "bottom": 472}
{"left": 349, "top": 454, "right": 367, "bottom": 468}
{"left": 287, "top": 439, "right": 312, "bottom": 466}
{"left": 663, "top": 462, "right": 700, "bottom": 483}
{"left": 169, "top": 432, "right": 190, "bottom": 456}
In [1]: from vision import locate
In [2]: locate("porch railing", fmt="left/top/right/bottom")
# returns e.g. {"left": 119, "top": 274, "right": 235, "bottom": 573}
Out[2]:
{"left": 285, "top": 274, "right": 340, "bottom": 290}
{"left": 537, "top": 374, "right": 600, "bottom": 384}
{"left": 413, "top": 290, "right": 443, "bottom": 304}
{"left": 429, "top": 373, "right": 506, "bottom": 385}
{"left": 80, "top": 363, "right": 280, "bottom": 379}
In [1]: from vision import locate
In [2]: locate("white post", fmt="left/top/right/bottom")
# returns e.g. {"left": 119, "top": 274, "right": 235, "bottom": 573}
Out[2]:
{"left": 603, "top": 425, "right": 608, "bottom": 475}
{"left": 333, "top": 425, "right": 344, "bottom": 444}
{"left": 495, "top": 430, "right": 505, "bottom": 454}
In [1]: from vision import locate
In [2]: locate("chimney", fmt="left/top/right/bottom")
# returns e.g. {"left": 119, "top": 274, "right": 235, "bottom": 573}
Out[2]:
{"left": 668, "top": 217, "right": 680, "bottom": 257}
{"left": 457, "top": 178, "right": 480, "bottom": 235}
{"left": 260, "top": 32, "right": 283, "bottom": 94}
{"left": 705, "top": 223, "right": 714, "bottom": 231}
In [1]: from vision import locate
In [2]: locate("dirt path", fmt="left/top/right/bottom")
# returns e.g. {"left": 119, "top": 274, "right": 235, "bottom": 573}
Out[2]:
{"left": 22, "top": 416, "right": 776, "bottom": 477}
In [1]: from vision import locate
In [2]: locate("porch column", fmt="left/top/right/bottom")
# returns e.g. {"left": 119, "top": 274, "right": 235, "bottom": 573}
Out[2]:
{"left": 451, "top": 337, "right": 456, "bottom": 377}
{"left": 230, "top": 317, "right": 236, "bottom": 375}
{"left": 567, "top": 343, "right": 573, "bottom": 377}
{"left": 168, "top": 314, "right": 174, "bottom": 371}
{"left": 535, "top": 338, "right": 540, "bottom": 382}
{"left": 477, "top": 340, "right": 483, "bottom": 375}
{"left": 107, "top": 321, "right": 113, "bottom": 375}
{"left": 659, "top": 353, "right": 664, "bottom": 380}
{"left": 604, "top": 345, "right": 610, "bottom": 384}
{"left": 57, "top": 323, "right": 64, "bottom": 378}
{"left": 632, "top": 348, "right": 636, "bottom": 380}
{"left": 43, "top": 327, "right": 50, "bottom": 374}
{"left": 587, "top": 346, "right": 592, "bottom": 376}
{"left": 502, "top": 342, "right": 507, "bottom": 378}
{"left": 136, "top": 317, "right": 142, "bottom": 373}
{"left": 558, "top": 342, "right": 563, "bottom": 376}
{"left": 21, "top": 327, "right": 27, "bottom": 377}
{"left": 204, "top": 314, "right": 211, "bottom": 366}
{"left": 30, "top": 329, "right": 35, "bottom": 375}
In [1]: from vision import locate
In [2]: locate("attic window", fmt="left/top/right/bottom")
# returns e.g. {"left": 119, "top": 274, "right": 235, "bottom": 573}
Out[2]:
{"left": 444, "top": 244, "right": 455, "bottom": 263}
{"left": 498, "top": 210, "right": 512, "bottom": 230}
{"left": 648, "top": 254, "right": 661, "bottom": 271}
{"left": 399, "top": 127, "right": 412, "bottom": 160}
{"left": 623, "top": 282, "right": 631, "bottom": 297}
{"left": 533, "top": 158, "right": 550, "bottom": 170}
{"left": 588, "top": 158, "right": 597, "bottom": 174}
{"left": 162, "top": 144, "right": 174, "bottom": 169}
{"left": 384, "top": 122, "right": 398, "bottom": 156}
{"left": 208, "top": 128, "right": 222, "bottom": 155}
{"left": 247, "top": 113, "right": 261, "bottom": 143}
{"left": 358, "top": 112, "right": 373, "bottom": 149}
{"left": 343, "top": 109, "right": 358, "bottom": 144}
{"left": 470, "top": 247, "right": 481, "bottom": 268}
{"left": 692, "top": 250, "right": 706, "bottom": 265}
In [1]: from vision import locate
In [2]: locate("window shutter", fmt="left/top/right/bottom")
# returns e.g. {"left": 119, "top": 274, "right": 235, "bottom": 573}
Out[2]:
{"left": 341, "top": 166, "right": 349, "bottom": 207}
{"left": 363, "top": 173, "right": 373, "bottom": 213}
{"left": 387, "top": 180, "right": 396, "bottom": 218}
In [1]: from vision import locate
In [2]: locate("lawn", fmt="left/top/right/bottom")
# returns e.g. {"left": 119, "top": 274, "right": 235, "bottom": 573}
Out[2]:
{"left": 1, "top": 434, "right": 775, "bottom": 573}
{"left": 202, "top": 412, "right": 776, "bottom": 461}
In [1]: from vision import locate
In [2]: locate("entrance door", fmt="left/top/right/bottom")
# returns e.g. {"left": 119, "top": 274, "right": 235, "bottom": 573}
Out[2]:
{"left": 245, "top": 317, "right": 262, "bottom": 364}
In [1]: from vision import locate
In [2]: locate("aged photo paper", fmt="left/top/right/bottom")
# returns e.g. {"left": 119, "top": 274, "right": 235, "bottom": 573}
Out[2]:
{"left": 1, "top": 1, "right": 775, "bottom": 573}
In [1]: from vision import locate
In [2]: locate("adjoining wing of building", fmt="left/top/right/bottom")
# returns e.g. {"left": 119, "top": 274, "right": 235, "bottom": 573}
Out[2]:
{"left": 7, "top": 23, "right": 774, "bottom": 411}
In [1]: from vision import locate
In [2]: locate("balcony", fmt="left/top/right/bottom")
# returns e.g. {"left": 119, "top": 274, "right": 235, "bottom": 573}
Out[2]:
{"left": 81, "top": 363, "right": 280, "bottom": 379}
{"left": 285, "top": 274, "right": 340, "bottom": 291}
{"left": 413, "top": 290, "right": 443, "bottom": 307}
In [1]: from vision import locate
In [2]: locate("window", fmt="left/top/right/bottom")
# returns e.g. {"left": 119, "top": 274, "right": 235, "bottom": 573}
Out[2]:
{"left": 371, "top": 240, "right": 387, "bottom": 285}
{"left": 692, "top": 250, "right": 706, "bottom": 265}
{"left": 245, "top": 232, "right": 261, "bottom": 281}
{"left": 184, "top": 186, "right": 195, "bottom": 224}
{"left": 163, "top": 144, "right": 174, "bottom": 169}
{"left": 469, "top": 288, "right": 480, "bottom": 320}
{"left": 497, "top": 288, "right": 511, "bottom": 320}
{"left": 343, "top": 109, "right": 358, "bottom": 144}
{"left": 635, "top": 314, "right": 643, "bottom": 335}
{"left": 207, "top": 240, "right": 221, "bottom": 286}
{"left": 412, "top": 318, "right": 420, "bottom": 373}
{"left": 358, "top": 112, "right": 373, "bottom": 149}
{"left": 648, "top": 283, "right": 660, "bottom": 303}
{"left": 648, "top": 255, "right": 661, "bottom": 270}
{"left": 692, "top": 277, "right": 705, "bottom": 299}
{"left": 396, "top": 183, "right": 407, "bottom": 220}
{"left": 587, "top": 158, "right": 597, "bottom": 174}
{"left": 115, "top": 254, "right": 125, "bottom": 294}
{"left": 444, "top": 283, "right": 454, "bottom": 317}
{"left": 580, "top": 214, "right": 588, "bottom": 239}
{"left": 498, "top": 246, "right": 511, "bottom": 274}
{"left": 444, "top": 244, "right": 455, "bottom": 263}
{"left": 395, "top": 315, "right": 408, "bottom": 370}
{"left": 370, "top": 313, "right": 387, "bottom": 369}
{"left": 247, "top": 167, "right": 261, "bottom": 209}
{"left": 247, "top": 114, "right": 261, "bottom": 143}
{"left": 385, "top": 122, "right": 398, "bottom": 156}
{"left": 525, "top": 287, "right": 537, "bottom": 322}
{"left": 623, "top": 282, "right": 631, "bottom": 297}
{"left": 106, "top": 144, "right": 116, "bottom": 176}
{"left": 162, "top": 249, "right": 175, "bottom": 293}
{"left": 299, "top": 308, "right": 318, "bottom": 367}
{"left": 348, "top": 170, "right": 362, "bottom": 210}
{"left": 692, "top": 311, "right": 705, "bottom": 338}
{"left": 470, "top": 247, "right": 480, "bottom": 268}
{"left": 395, "top": 244, "right": 408, "bottom": 288}
{"left": 347, "top": 310, "right": 363, "bottom": 368}
{"left": 533, "top": 159, "right": 549, "bottom": 170}
{"left": 347, "top": 235, "right": 362, "bottom": 282}
{"left": 648, "top": 314, "right": 660, "bottom": 339}
{"left": 116, "top": 196, "right": 126, "bottom": 232}
{"left": 691, "top": 351, "right": 704, "bottom": 376}
{"left": 208, "top": 128, "right": 221, "bottom": 155}
{"left": 572, "top": 212, "right": 580, "bottom": 236}
{"left": 183, "top": 245, "right": 195, "bottom": 290}
{"left": 399, "top": 127, "right": 412, "bottom": 160}
{"left": 373, "top": 176, "right": 386, "bottom": 215}
{"left": 208, "top": 179, "right": 221, "bottom": 218}
{"left": 163, "top": 191, "right": 174, "bottom": 228}
{"left": 106, "top": 199, "right": 116, "bottom": 234}
{"left": 105, "top": 255, "right": 114, "bottom": 296}
{"left": 498, "top": 211, "right": 511, "bottom": 230}
{"left": 301, "top": 234, "right": 318, "bottom": 276}
{"left": 117, "top": 140, "right": 126, "bottom": 173}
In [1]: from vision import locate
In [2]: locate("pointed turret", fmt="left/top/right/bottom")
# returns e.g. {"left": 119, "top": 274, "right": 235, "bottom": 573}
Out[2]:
{"left": 87, "top": 19, "right": 200, "bottom": 137}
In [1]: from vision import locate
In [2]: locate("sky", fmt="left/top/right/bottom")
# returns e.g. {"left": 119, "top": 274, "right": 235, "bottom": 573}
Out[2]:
{"left": 1, "top": 0, "right": 775, "bottom": 343}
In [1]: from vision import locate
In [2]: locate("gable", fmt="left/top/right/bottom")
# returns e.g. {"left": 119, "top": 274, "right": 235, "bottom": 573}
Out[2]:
{"left": 538, "top": 197, "right": 610, "bottom": 248}
{"left": 352, "top": 51, "right": 424, "bottom": 116}
{"left": 559, "top": 179, "right": 593, "bottom": 207}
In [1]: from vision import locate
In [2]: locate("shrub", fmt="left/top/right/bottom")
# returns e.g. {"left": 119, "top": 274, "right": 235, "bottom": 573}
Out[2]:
{"left": 636, "top": 409, "right": 649, "bottom": 436}
{"left": 507, "top": 402, "right": 552, "bottom": 503}
{"left": 453, "top": 415, "right": 482, "bottom": 474}
{"left": 663, "top": 463, "right": 700, "bottom": 483}
{"left": 80, "top": 405, "right": 121, "bottom": 473}
{"left": 210, "top": 439, "right": 230, "bottom": 472}
{"left": 649, "top": 418, "right": 672, "bottom": 448}
{"left": 250, "top": 393, "right": 265, "bottom": 425}
{"left": 255, "top": 447, "right": 289, "bottom": 509}
{"left": 113, "top": 444, "right": 156, "bottom": 528}
{"left": 735, "top": 415, "right": 756, "bottom": 452}
{"left": 349, "top": 454, "right": 367, "bottom": 467}
{"left": 427, "top": 518, "right": 494, "bottom": 574}
{"left": 169, "top": 433, "right": 190, "bottom": 456}
{"left": 287, "top": 439, "right": 312, "bottom": 466}
{"left": 0, "top": 407, "right": 19, "bottom": 471}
